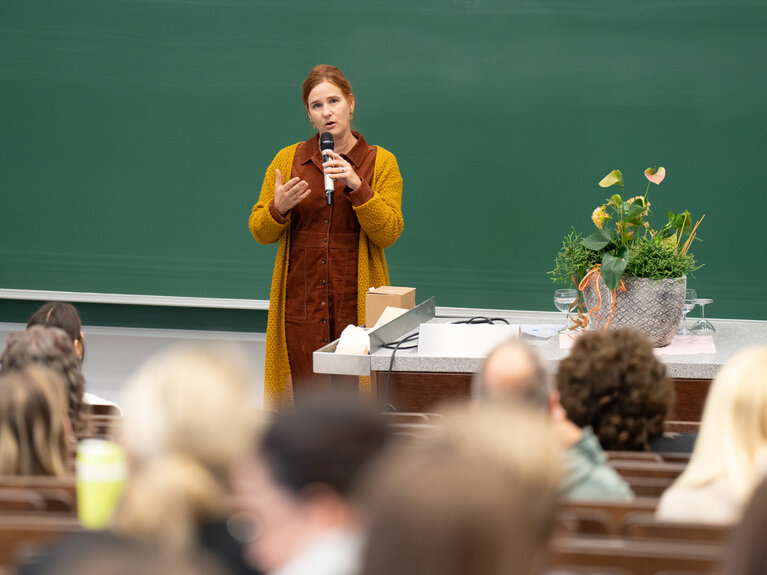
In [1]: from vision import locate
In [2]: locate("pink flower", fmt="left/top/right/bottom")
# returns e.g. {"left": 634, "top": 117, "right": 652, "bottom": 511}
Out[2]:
{"left": 644, "top": 166, "right": 666, "bottom": 185}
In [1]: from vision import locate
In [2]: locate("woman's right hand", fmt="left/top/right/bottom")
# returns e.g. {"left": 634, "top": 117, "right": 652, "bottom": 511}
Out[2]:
{"left": 273, "top": 169, "right": 311, "bottom": 216}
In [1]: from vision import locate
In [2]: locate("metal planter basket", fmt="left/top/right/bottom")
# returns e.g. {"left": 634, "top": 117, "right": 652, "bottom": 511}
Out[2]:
{"left": 581, "top": 275, "right": 686, "bottom": 347}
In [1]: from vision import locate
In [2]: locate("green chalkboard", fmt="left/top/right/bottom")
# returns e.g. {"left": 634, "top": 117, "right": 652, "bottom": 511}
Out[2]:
{"left": 2, "top": 0, "right": 766, "bottom": 320}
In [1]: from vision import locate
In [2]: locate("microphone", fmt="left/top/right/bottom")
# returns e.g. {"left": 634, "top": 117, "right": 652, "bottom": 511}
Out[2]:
{"left": 320, "top": 132, "right": 334, "bottom": 205}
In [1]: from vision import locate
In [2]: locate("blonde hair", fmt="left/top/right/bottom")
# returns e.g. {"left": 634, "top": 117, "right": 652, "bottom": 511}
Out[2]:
{"left": 673, "top": 347, "right": 767, "bottom": 502}
{"left": 1, "top": 326, "right": 86, "bottom": 434}
{"left": 113, "top": 454, "right": 227, "bottom": 551}
{"left": 0, "top": 366, "right": 70, "bottom": 477}
{"left": 115, "top": 344, "right": 263, "bottom": 551}
{"left": 361, "top": 405, "right": 562, "bottom": 575}
{"left": 428, "top": 405, "right": 562, "bottom": 546}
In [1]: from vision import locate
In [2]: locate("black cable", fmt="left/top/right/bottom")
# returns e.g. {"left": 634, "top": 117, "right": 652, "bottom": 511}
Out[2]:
{"left": 381, "top": 332, "right": 420, "bottom": 411}
{"left": 451, "top": 316, "right": 510, "bottom": 325}
{"left": 378, "top": 316, "right": 510, "bottom": 411}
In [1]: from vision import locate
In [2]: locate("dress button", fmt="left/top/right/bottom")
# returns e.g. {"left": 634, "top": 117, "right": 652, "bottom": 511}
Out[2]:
{"left": 323, "top": 237, "right": 328, "bottom": 243}
{"left": 320, "top": 279, "right": 326, "bottom": 286}
{"left": 324, "top": 219, "right": 329, "bottom": 224}
{"left": 321, "top": 318, "right": 327, "bottom": 324}
{"left": 321, "top": 300, "right": 326, "bottom": 306}
{"left": 321, "top": 259, "right": 326, "bottom": 265}
{"left": 323, "top": 337, "right": 328, "bottom": 343}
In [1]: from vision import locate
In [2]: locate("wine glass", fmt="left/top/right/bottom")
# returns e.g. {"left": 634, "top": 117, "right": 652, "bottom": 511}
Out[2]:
{"left": 691, "top": 298, "right": 716, "bottom": 335}
{"left": 554, "top": 289, "right": 579, "bottom": 331}
{"left": 676, "top": 288, "right": 697, "bottom": 336}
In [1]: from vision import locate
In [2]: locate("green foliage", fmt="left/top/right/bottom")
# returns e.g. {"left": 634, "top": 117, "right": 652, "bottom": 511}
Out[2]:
{"left": 582, "top": 228, "right": 616, "bottom": 251}
{"left": 624, "top": 241, "right": 697, "bottom": 279}
{"left": 549, "top": 230, "right": 603, "bottom": 287}
{"left": 601, "top": 246, "right": 629, "bottom": 290}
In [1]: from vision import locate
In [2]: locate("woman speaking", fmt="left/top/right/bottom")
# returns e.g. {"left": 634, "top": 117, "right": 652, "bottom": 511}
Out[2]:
{"left": 249, "top": 65, "right": 404, "bottom": 407}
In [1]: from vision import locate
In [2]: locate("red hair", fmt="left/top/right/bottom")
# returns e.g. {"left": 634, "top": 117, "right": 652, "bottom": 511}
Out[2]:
{"left": 302, "top": 65, "right": 354, "bottom": 108}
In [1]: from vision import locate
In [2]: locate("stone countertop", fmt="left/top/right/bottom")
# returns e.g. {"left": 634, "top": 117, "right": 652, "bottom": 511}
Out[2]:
{"left": 369, "top": 310, "right": 767, "bottom": 379}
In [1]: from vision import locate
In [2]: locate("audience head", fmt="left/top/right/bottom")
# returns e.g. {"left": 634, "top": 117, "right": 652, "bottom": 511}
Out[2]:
{"left": 360, "top": 405, "right": 562, "bottom": 575}
{"left": 672, "top": 346, "right": 767, "bottom": 504}
{"left": 0, "top": 365, "right": 70, "bottom": 477}
{"left": 27, "top": 301, "right": 86, "bottom": 362}
{"left": 114, "top": 343, "right": 262, "bottom": 551}
{"left": 120, "top": 343, "right": 260, "bottom": 475}
{"left": 557, "top": 327, "right": 673, "bottom": 451}
{"left": 1, "top": 326, "right": 86, "bottom": 434}
{"left": 472, "top": 339, "right": 551, "bottom": 411}
{"left": 237, "top": 391, "right": 391, "bottom": 573}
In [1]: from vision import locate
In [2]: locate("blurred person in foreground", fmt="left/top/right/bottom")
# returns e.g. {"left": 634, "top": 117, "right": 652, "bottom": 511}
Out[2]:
{"left": 0, "top": 365, "right": 71, "bottom": 477}
{"left": 657, "top": 347, "right": 767, "bottom": 524}
{"left": 19, "top": 531, "right": 229, "bottom": 575}
{"left": 1, "top": 326, "right": 87, "bottom": 435}
{"left": 722, "top": 474, "right": 767, "bottom": 575}
{"left": 112, "top": 344, "right": 265, "bottom": 574}
{"left": 359, "top": 405, "right": 562, "bottom": 575}
{"left": 557, "top": 327, "right": 679, "bottom": 453}
{"left": 233, "top": 391, "right": 392, "bottom": 575}
{"left": 473, "top": 338, "right": 633, "bottom": 500}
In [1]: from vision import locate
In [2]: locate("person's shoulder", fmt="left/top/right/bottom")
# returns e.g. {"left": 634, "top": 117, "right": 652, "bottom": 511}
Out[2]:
{"left": 372, "top": 145, "right": 401, "bottom": 180}
{"left": 274, "top": 142, "right": 304, "bottom": 158}
{"left": 271, "top": 142, "right": 302, "bottom": 164}
{"left": 562, "top": 427, "right": 634, "bottom": 501}
{"left": 373, "top": 144, "right": 397, "bottom": 163}
{"left": 656, "top": 479, "right": 738, "bottom": 524}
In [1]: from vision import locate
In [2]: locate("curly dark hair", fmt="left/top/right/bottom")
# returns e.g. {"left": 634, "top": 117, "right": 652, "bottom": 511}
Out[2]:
{"left": 557, "top": 328, "right": 674, "bottom": 451}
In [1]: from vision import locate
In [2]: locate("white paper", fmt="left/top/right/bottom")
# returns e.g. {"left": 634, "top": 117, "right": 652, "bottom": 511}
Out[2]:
{"left": 372, "top": 306, "right": 409, "bottom": 330}
{"left": 417, "top": 323, "right": 520, "bottom": 357}
{"left": 335, "top": 324, "right": 370, "bottom": 355}
{"left": 520, "top": 324, "right": 562, "bottom": 339}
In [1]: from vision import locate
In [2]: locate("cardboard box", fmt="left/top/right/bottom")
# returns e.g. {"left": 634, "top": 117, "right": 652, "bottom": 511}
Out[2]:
{"left": 365, "top": 286, "right": 416, "bottom": 327}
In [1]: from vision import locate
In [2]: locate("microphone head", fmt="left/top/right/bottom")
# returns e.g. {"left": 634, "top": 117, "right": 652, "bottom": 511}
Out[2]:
{"left": 320, "top": 132, "right": 334, "bottom": 152}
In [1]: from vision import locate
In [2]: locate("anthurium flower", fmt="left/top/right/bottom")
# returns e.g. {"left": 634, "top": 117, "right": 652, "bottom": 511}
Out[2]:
{"left": 644, "top": 166, "right": 666, "bottom": 184}
{"left": 599, "top": 170, "right": 623, "bottom": 188}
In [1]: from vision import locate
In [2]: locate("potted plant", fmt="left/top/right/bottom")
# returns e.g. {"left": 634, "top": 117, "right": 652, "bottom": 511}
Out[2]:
{"left": 550, "top": 167, "right": 703, "bottom": 346}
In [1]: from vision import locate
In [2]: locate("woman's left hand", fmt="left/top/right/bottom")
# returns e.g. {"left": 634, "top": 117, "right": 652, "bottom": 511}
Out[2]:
{"left": 323, "top": 151, "right": 361, "bottom": 191}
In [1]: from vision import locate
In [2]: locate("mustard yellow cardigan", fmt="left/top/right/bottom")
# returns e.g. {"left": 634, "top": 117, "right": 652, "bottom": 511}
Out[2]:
{"left": 249, "top": 142, "right": 404, "bottom": 408}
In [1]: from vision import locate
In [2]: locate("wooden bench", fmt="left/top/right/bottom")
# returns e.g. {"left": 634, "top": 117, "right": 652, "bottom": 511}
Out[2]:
{"left": 382, "top": 412, "right": 443, "bottom": 424}
{"left": 606, "top": 461, "right": 685, "bottom": 498}
{"left": 0, "top": 477, "right": 76, "bottom": 514}
{"left": 79, "top": 413, "right": 123, "bottom": 441}
{"left": 545, "top": 567, "right": 631, "bottom": 575}
{"left": 619, "top": 513, "right": 730, "bottom": 544}
{"left": 560, "top": 499, "right": 729, "bottom": 544}
{"left": 560, "top": 498, "right": 659, "bottom": 536}
{"left": 606, "top": 451, "right": 691, "bottom": 465}
{"left": 550, "top": 536, "right": 723, "bottom": 575}
{"left": 0, "top": 514, "right": 82, "bottom": 568}
{"left": 609, "top": 461, "right": 686, "bottom": 481}
{"left": 655, "top": 452, "right": 691, "bottom": 465}
{"left": 607, "top": 451, "right": 664, "bottom": 464}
